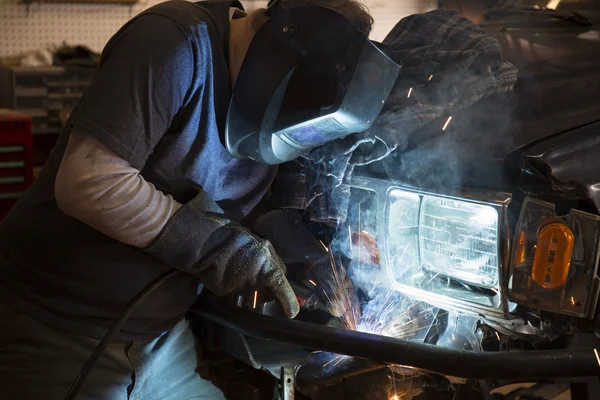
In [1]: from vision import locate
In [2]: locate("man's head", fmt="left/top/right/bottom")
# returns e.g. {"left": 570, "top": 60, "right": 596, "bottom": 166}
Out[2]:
{"left": 229, "top": 0, "right": 374, "bottom": 85}
{"left": 269, "top": 0, "right": 374, "bottom": 37}
{"left": 226, "top": 1, "right": 400, "bottom": 165}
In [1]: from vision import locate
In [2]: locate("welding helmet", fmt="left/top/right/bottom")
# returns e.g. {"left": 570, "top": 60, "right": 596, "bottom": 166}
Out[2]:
{"left": 225, "top": 0, "right": 401, "bottom": 165}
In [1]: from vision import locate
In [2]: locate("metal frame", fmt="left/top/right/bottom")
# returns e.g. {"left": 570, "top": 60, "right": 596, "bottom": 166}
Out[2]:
{"left": 192, "top": 295, "right": 600, "bottom": 381}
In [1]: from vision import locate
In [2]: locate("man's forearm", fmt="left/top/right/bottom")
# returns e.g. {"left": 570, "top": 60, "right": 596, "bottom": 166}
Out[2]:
{"left": 55, "top": 129, "right": 181, "bottom": 247}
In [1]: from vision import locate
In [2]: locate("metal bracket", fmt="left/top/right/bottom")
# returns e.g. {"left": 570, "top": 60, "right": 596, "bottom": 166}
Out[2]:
{"left": 274, "top": 366, "right": 296, "bottom": 400}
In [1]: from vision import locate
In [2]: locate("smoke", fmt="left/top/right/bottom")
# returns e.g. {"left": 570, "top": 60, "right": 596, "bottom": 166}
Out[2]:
{"left": 299, "top": 11, "right": 519, "bottom": 371}
{"left": 295, "top": 9, "right": 519, "bottom": 227}
{"left": 322, "top": 187, "right": 440, "bottom": 344}
{"left": 366, "top": 90, "right": 518, "bottom": 193}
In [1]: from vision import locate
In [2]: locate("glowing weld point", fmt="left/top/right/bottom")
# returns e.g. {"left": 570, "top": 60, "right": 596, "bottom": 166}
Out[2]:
{"left": 253, "top": 291, "right": 258, "bottom": 309}
{"left": 407, "top": 87, "right": 413, "bottom": 98}
{"left": 571, "top": 296, "right": 576, "bottom": 305}
{"left": 428, "top": 74, "right": 433, "bottom": 81}
{"left": 594, "top": 349, "right": 600, "bottom": 366}
{"left": 451, "top": 333, "right": 456, "bottom": 341}
{"left": 495, "top": 332, "right": 501, "bottom": 341}
{"left": 390, "top": 396, "right": 399, "bottom": 400}
{"left": 442, "top": 116, "right": 453, "bottom": 131}
{"left": 309, "top": 279, "right": 317, "bottom": 286}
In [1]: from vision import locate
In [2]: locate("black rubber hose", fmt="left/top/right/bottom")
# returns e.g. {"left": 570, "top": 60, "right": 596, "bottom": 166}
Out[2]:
{"left": 64, "top": 269, "right": 180, "bottom": 400}
{"left": 192, "top": 295, "right": 600, "bottom": 383}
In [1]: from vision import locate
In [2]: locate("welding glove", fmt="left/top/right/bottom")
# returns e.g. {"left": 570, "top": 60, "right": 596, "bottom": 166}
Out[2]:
{"left": 250, "top": 209, "right": 360, "bottom": 319}
{"left": 143, "top": 191, "right": 300, "bottom": 318}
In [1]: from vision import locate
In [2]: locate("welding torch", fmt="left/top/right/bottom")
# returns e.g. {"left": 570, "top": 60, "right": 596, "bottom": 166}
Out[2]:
{"left": 289, "top": 281, "right": 331, "bottom": 314}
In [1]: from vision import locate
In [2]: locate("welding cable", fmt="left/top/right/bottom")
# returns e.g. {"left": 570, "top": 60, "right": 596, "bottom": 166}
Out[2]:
{"left": 64, "top": 269, "right": 180, "bottom": 400}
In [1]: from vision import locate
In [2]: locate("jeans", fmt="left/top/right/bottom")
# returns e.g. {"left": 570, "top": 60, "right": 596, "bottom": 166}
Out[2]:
{"left": 0, "top": 300, "right": 226, "bottom": 400}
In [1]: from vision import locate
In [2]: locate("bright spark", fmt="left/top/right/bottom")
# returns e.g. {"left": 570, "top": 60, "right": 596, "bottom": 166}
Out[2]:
{"left": 495, "top": 332, "right": 501, "bottom": 341}
{"left": 407, "top": 87, "right": 413, "bottom": 98}
{"left": 331, "top": 356, "right": 345, "bottom": 369}
{"left": 428, "top": 74, "right": 433, "bottom": 81}
{"left": 348, "top": 225, "right": 353, "bottom": 251}
{"left": 394, "top": 323, "right": 437, "bottom": 337}
{"left": 309, "top": 279, "right": 317, "bottom": 286}
{"left": 571, "top": 296, "right": 576, "bottom": 305}
{"left": 594, "top": 349, "right": 600, "bottom": 366}
{"left": 546, "top": 0, "right": 561, "bottom": 10}
{"left": 319, "top": 240, "right": 329, "bottom": 252}
{"left": 253, "top": 291, "right": 258, "bottom": 309}
{"left": 426, "top": 272, "right": 441, "bottom": 284}
{"left": 322, "top": 354, "right": 345, "bottom": 368}
{"left": 390, "top": 396, "right": 399, "bottom": 400}
{"left": 358, "top": 202, "right": 362, "bottom": 276}
{"left": 442, "top": 116, "right": 452, "bottom": 131}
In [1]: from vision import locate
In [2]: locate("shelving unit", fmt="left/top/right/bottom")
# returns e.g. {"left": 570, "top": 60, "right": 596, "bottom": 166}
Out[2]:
{"left": 0, "top": 65, "right": 95, "bottom": 164}
{"left": 0, "top": 110, "right": 33, "bottom": 220}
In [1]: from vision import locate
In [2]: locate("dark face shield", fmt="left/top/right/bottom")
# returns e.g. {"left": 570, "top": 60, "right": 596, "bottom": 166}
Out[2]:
{"left": 225, "top": 6, "right": 401, "bottom": 165}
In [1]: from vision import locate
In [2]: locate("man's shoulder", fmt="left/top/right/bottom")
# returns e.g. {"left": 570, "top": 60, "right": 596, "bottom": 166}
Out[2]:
{"left": 138, "top": 1, "right": 228, "bottom": 32}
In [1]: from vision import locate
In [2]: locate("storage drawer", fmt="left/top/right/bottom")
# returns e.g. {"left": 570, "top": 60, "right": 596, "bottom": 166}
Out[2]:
{"left": 15, "top": 96, "right": 46, "bottom": 110}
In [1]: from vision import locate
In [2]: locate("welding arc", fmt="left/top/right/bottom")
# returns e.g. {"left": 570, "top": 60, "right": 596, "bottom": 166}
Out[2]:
{"left": 194, "top": 295, "right": 600, "bottom": 381}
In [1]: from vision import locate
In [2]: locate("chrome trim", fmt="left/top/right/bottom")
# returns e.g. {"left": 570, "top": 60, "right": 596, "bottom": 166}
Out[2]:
{"left": 348, "top": 176, "right": 513, "bottom": 319}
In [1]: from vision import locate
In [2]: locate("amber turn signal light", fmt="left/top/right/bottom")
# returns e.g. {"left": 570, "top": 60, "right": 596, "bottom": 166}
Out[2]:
{"left": 532, "top": 220, "right": 574, "bottom": 290}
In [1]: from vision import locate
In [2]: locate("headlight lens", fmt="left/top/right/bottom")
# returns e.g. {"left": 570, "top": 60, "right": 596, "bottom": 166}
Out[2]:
{"left": 386, "top": 189, "right": 500, "bottom": 289}
{"left": 419, "top": 197, "right": 499, "bottom": 288}
{"left": 340, "top": 180, "right": 510, "bottom": 317}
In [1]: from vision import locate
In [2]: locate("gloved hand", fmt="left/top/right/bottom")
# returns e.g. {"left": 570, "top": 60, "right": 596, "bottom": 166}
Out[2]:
{"left": 250, "top": 209, "right": 360, "bottom": 321}
{"left": 143, "top": 191, "right": 300, "bottom": 318}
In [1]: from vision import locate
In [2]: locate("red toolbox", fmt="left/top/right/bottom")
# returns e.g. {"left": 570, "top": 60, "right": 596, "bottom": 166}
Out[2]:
{"left": 0, "top": 110, "right": 33, "bottom": 221}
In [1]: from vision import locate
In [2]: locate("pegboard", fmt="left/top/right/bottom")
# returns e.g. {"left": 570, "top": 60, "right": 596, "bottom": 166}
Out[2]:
{"left": 0, "top": 0, "right": 166, "bottom": 57}
{"left": 0, "top": 0, "right": 435, "bottom": 57}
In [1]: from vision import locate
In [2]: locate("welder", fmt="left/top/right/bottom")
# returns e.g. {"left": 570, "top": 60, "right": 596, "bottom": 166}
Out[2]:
{"left": 0, "top": 0, "right": 399, "bottom": 398}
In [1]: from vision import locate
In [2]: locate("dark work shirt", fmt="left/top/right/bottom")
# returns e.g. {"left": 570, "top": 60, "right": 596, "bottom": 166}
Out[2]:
{"left": 0, "top": 1, "right": 277, "bottom": 340}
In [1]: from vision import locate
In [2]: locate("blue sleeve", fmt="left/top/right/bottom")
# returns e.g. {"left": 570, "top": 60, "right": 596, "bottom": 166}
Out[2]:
{"left": 69, "top": 14, "right": 195, "bottom": 170}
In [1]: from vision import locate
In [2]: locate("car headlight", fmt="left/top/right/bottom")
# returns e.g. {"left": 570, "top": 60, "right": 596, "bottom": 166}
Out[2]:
{"left": 388, "top": 191, "right": 499, "bottom": 288}
{"left": 342, "top": 177, "right": 512, "bottom": 318}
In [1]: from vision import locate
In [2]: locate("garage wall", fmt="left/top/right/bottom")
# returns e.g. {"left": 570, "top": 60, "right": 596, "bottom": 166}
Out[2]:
{"left": 367, "top": 0, "right": 436, "bottom": 42}
{"left": 0, "top": 0, "right": 436, "bottom": 57}
{"left": 0, "top": 0, "right": 164, "bottom": 57}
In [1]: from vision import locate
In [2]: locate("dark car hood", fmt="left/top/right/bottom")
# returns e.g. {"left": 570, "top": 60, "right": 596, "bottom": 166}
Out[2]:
{"left": 360, "top": 8, "right": 600, "bottom": 195}
{"left": 482, "top": 18, "right": 600, "bottom": 152}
